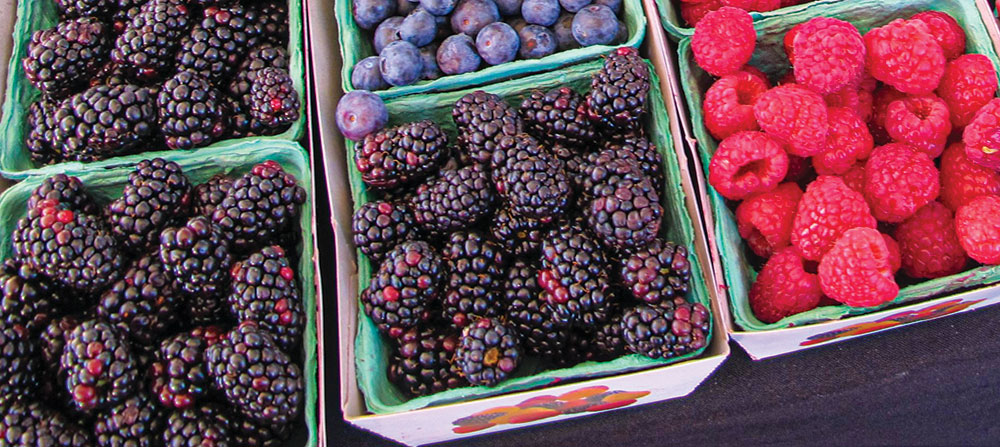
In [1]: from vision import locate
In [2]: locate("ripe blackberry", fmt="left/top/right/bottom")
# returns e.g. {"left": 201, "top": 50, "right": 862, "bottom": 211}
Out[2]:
{"left": 605, "top": 134, "right": 662, "bottom": 191}
{"left": 489, "top": 207, "right": 548, "bottom": 257}
{"left": 231, "top": 414, "right": 291, "bottom": 447}
{"left": 356, "top": 120, "right": 449, "bottom": 190}
{"left": 519, "top": 87, "right": 595, "bottom": 146}
{"left": 192, "top": 174, "right": 234, "bottom": 217}
{"left": 210, "top": 160, "right": 306, "bottom": 252}
{"left": 175, "top": 5, "right": 263, "bottom": 83}
{"left": 621, "top": 301, "right": 710, "bottom": 359}
{"left": 163, "top": 404, "right": 232, "bottom": 447}
{"left": 411, "top": 164, "right": 495, "bottom": 235}
{"left": 204, "top": 321, "right": 304, "bottom": 427}
{"left": 228, "top": 44, "right": 289, "bottom": 98}
{"left": 28, "top": 174, "right": 100, "bottom": 216}
{"left": 23, "top": 17, "right": 110, "bottom": 98}
{"left": 388, "top": 326, "right": 466, "bottom": 396}
{"left": 61, "top": 319, "right": 139, "bottom": 412}
{"left": 112, "top": 0, "right": 192, "bottom": 82}
{"left": 590, "top": 312, "right": 625, "bottom": 361}
{"left": 151, "top": 326, "right": 225, "bottom": 410}
{"left": 0, "top": 400, "right": 92, "bottom": 447}
{"left": 553, "top": 329, "right": 598, "bottom": 368}
{"left": 501, "top": 152, "right": 571, "bottom": 220}
{"left": 586, "top": 157, "right": 662, "bottom": 251}
{"left": 587, "top": 47, "right": 651, "bottom": 133}
{"left": 352, "top": 200, "right": 417, "bottom": 263}
{"left": 362, "top": 240, "right": 442, "bottom": 338}
{"left": 109, "top": 158, "right": 193, "bottom": 252}
{"left": 489, "top": 133, "right": 546, "bottom": 198}
{"left": 252, "top": 0, "right": 289, "bottom": 46}
{"left": 40, "top": 316, "right": 79, "bottom": 379}
{"left": 451, "top": 91, "right": 523, "bottom": 165}
{"left": 51, "top": 84, "right": 157, "bottom": 162}
{"left": 157, "top": 70, "right": 229, "bottom": 150}
{"left": 94, "top": 392, "right": 164, "bottom": 447}
{"left": 247, "top": 67, "right": 299, "bottom": 132}
{"left": 56, "top": 0, "right": 114, "bottom": 18}
{"left": 440, "top": 231, "right": 506, "bottom": 328}
{"left": 0, "top": 260, "right": 64, "bottom": 333}
{"left": 228, "top": 245, "right": 304, "bottom": 352}
{"left": 0, "top": 322, "right": 38, "bottom": 408}
{"left": 454, "top": 317, "right": 522, "bottom": 387}
{"left": 538, "top": 219, "right": 615, "bottom": 328}
{"left": 619, "top": 239, "right": 691, "bottom": 306}
{"left": 502, "top": 260, "right": 570, "bottom": 358}
{"left": 25, "top": 98, "right": 61, "bottom": 166}
{"left": 159, "top": 215, "right": 233, "bottom": 300}
{"left": 96, "top": 255, "right": 180, "bottom": 346}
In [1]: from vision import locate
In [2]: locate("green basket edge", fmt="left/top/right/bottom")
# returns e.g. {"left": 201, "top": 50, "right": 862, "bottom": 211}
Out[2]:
{"left": 335, "top": 0, "right": 647, "bottom": 100}
{"left": 0, "top": 0, "right": 307, "bottom": 180}
{"left": 653, "top": 0, "right": 845, "bottom": 39}
{"left": 674, "top": 0, "right": 1000, "bottom": 332}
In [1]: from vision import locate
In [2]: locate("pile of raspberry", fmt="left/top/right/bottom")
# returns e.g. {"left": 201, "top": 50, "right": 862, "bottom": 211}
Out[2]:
{"left": 677, "top": 0, "right": 811, "bottom": 28}
{"left": 696, "top": 8, "right": 1000, "bottom": 324}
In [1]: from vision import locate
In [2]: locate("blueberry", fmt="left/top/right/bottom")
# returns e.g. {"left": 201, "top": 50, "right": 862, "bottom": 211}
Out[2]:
{"left": 553, "top": 13, "right": 580, "bottom": 51}
{"left": 419, "top": 0, "right": 458, "bottom": 15}
{"left": 419, "top": 43, "right": 442, "bottom": 80}
{"left": 559, "top": 0, "right": 591, "bottom": 13}
{"left": 437, "top": 34, "right": 481, "bottom": 75}
{"left": 336, "top": 91, "right": 389, "bottom": 141}
{"left": 476, "top": 22, "right": 519, "bottom": 65}
{"left": 572, "top": 5, "right": 618, "bottom": 46}
{"left": 353, "top": 0, "right": 397, "bottom": 30}
{"left": 398, "top": 9, "right": 437, "bottom": 46}
{"left": 450, "top": 0, "right": 500, "bottom": 36}
{"left": 494, "top": 0, "right": 522, "bottom": 16}
{"left": 352, "top": 56, "right": 389, "bottom": 90}
{"left": 592, "top": 0, "right": 621, "bottom": 14}
{"left": 521, "top": 0, "right": 560, "bottom": 26}
{"left": 379, "top": 40, "right": 424, "bottom": 86}
{"left": 517, "top": 24, "right": 556, "bottom": 59}
{"left": 374, "top": 16, "right": 404, "bottom": 53}
{"left": 615, "top": 19, "right": 628, "bottom": 44}
{"left": 398, "top": 0, "right": 418, "bottom": 16}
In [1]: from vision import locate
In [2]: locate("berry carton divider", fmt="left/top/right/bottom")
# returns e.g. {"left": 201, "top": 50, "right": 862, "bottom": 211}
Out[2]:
{"left": 675, "top": 0, "right": 1000, "bottom": 359}
{"left": 0, "top": 0, "right": 307, "bottom": 179}
{"left": 335, "top": 0, "right": 645, "bottom": 100}
{"left": 0, "top": 140, "right": 319, "bottom": 447}
{"left": 650, "top": 0, "right": 823, "bottom": 40}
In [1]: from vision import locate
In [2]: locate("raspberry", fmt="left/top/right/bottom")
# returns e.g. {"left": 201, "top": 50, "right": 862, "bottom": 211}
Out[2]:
{"left": 940, "top": 142, "right": 1000, "bottom": 212}
{"left": 864, "top": 19, "right": 945, "bottom": 94}
{"left": 736, "top": 183, "right": 802, "bottom": 259}
{"left": 856, "top": 88, "right": 874, "bottom": 123}
{"left": 792, "top": 18, "right": 865, "bottom": 95}
{"left": 680, "top": 0, "right": 722, "bottom": 27}
{"left": 813, "top": 107, "right": 873, "bottom": 175}
{"left": 909, "top": 11, "right": 965, "bottom": 60}
{"left": 721, "top": 0, "right": 779, "bottom": 12}
{"left": 870, "top": 84, "right": 907, "bottom": 142}
{"left": 937, "top": 54, "right": 998, "bottom": 128}
{"left": 882, "top": 233, "right": 901, "bottom": 274}
{"left": 894, "top": 201, "right": 968, "bottom": 279}
{"left": 783, "top": 23, "right": 801, "bottom": 66}
{"left": 863, "top": 143, "right": 939, "bottom": 223}
{"left": 883, "top": 94, "right": 951, "bottom": 158}
{"left": 754, "top": 84, "right": 829, "bottom": 156}
{"left": 955, "top": 195, "right": 1000, "bottom": 265}
{"left": 791, "top": 175, "right": 876, "bottom": 261}
{"left": 823, "top": 88, "right": 860, "bottom": 117}
{"left": 818, "top": 227, "right": 899, "bottom": 307}
{"left": 783, "top": 154, "right": 812, "bottom": 184}
{"left": 962, "top": 98, "right": 1000, "bottom": 170}
{"left": 703, "top": 71, "right": 768, "bottom": 140}
{"left": 740, "top": 65, "right": 770, "bottom": 86}
{"left": 708, "top": 131, "right": 789, "bottom": 200}
{"left": 840, "top": 162, "right": 865, "bottom": 193}
{"left": 691, "top": 7, "right": 756, "bottom": 77}
{"left": 749, "top": 246, "right": 822, "bottom": 324}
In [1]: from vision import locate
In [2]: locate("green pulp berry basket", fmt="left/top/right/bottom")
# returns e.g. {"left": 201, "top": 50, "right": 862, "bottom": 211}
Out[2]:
{"left": 336, "top": 0, "right": 646, "bottom": 100}
{"left": 0, "top": 0, "right": 306, "bottom": 179}
{"left": 0, "top": 140, "right": 318, "bottom": 446}
{"left": 653, "top": 0, "right": 827, "bottom": 39}
{"left": 676, "top": 0, "right": 1000, "bottom": 332}
{"left": 346, "top": 59, "right": 712, "bottom": 415}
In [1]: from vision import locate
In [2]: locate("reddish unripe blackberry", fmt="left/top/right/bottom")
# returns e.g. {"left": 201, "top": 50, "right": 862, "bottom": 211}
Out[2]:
{"left": 151, "top": 326, "right": 225, "bottom": 410}
{"left": 454, "top": 317, "right": 522, "bottom": 387}
{"left": 618, "top": 239, "right": 691, "bottom": 306}
{"left": 362, "top": 240, "right": 442, "bottom": 337}
{"left": 440, "top": 231, "right": 506, "bottom": 328}
{"left": 61, "top": 319, "right": 139, "bottom": 413}
{"left": 248, "top": 67, "right": 300, "bottom": 132}
{"left": 538, "top": 219, "right": 615, "bottom": 328}
{"left": 502, "top": 260, "right": 570, "bottom": 358}
{"left": 228, "top": 245, "right": 304, "bottom": 351}
{"left": 28, "top": 174, "right": 100, "bottom": 216}
{"left": 388, "top": 326, "right": 466, "bottom": 396}
{"left": 356, "top": 120, "right": 449, "bottom": 190}
{"left": 587, "top": 47, "right": 651, "bottom": 132}
{"left": 621, "top": 302, "right": 709, "bottom": 359}
{"left": 23, "top": 17, "right": 110, "bottom": 98}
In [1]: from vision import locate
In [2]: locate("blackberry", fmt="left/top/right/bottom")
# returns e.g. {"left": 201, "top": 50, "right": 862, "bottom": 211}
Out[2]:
{"left": 489, "top": 207, "right": 548, "bottom": 257}
{"left": 440, "top": 231, "right": 506, "bottom": 328}
{"left": 451, "top": 91, "right": 522, "bottom": 165}
{"left": 51, "top": 84, "right": 158, "bottom": 162}
{"left": 96, "top": 255, "right": 180, "bottom": 346}
{"left": 411, "top": 164, "right": 495, "bottom": 235}
{"left": 26, "top": 98, "right": 62, "bottom": 166}
{"left": 454, "top": 317, "right": 522, "bottom": 387}
{"left": 23, "top": 17, "right": 110, "bottom": 97}
{"left": 0, "top": 400, "right": 92, "bottom": 447}
{"left": 151, "top": 326, "right": 225, "bottom": 410}
{"left": 185, "top": 294, "right": 230, "bottom": 326}
{"left": 228, "top": 45, "right": 289, "bottom": 98}
{"left": 501, "top": 152, "right": 571, "bottom": 220}
{"left": 519, "top": 87, "right": 595, "bottom": 146}
{"left": 537, "top": 219, "right": 615, "bottom": 328}
{"left": 157, "top": 70, "right": 229, "bottom": 150}
{"left": 619, "top": 239, "right": 690, "bottom": 306}
{"left": 0, "top": 322, "right": 38, "bottom": 408}
{"left": 228, "top": 245, "right": 304, "bottom": 352}
{"left": 204, "top": 321, "right": 304, "bottom": 427}
{"left": 210, "top": 160, "right": 306, "bottom": 252}
{"left": 28, "top": 174, "right": 100, "bottom": 216}
{"left": 621, "top": 301, "right": 710, "bottom": 359}
{"left": 175, "top": 5, "right": 263, "bottom": 83}
{"left": 112, "top": 0, "right": 192, "bottom": 82}
{"left": 590, "top": 312, "right": 625, "bottom": 361}
{"left": 362, "top": 240, "right": 442, "bottom": 338}
{"left": 586, "top": 157, "right": 662, "bottom": 251}
{"left": 159, "top": 215, "right": 233, "bottom": 300}
{"left": 231, "top": 415, "right": 292, "bottom": 447}
{"left": 502, "top": 260, "right": 570, "bottom": 358}
{"left": 553, "top": 330, "right": 598, "bottom": 367}
{"left": 61, "top": 319, "right": 139, "bottom": 412}
{"left": 109, "top": 158, "right": 193, "bottom": 252}
{"left": 351, "top": 200, "right": 417, "bottom": 263}
{"left": 388, "top": 326, "right": 466, "bottom": 397}
{"left": 247, "top": 67, "right": 299, "bottom": 132}
{"left": 252, "top": 0, "right": 289, "bottom": 46}
{"left": 0, "top": 260, "right": 64, "bottom": 333}
{"left": 56, "top": 0, "right": 114, "bottom": 18}
{"left": 163, "top": 404, "right": 232, "bottom": 447}
{"left": 40, "top": 316, "right": 80, "bottom": 380}
{"left": 191, "top": 174, "right": 234, "bottom": 217}
{"left": 605, "top": 134, "right": 662, "bottom": 190}
{"left": 587, "top": 47, "right": 650, "bottom": 133}
{"left": 94, "top": 392, "right": 164, "bottom": 447}
{"left": 355, "top": 120, "right": 449, "bottom": 190}
{"left": 489, "top": 132, "right": 546, "bottom": 197}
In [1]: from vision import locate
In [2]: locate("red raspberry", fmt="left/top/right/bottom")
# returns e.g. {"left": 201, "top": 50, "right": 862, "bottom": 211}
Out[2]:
{"left": 792, "top": 18, "right": 865, "bottom": 95}
{"left": 840, "top": 162, "right": 865, "bottom": 193}
{"left": 708, "top": 131, "right": 788, "bottom": 200}
{"left": 721, "top": 0, "right": 779, "bottom": 11}
{"left": 894, "top": 201, "right": 968, "bottom": 279}
{"left": 754, "top": 84, "right": 829, "bottom": 156}
{"left": 864, "top": 19, "right": 945, "bottom": 94}
{"left": 680, "top": 0, "right": 722, "bottom": 27}
{"left": 740, "top": 65, "right": 770, "bottom": 86}
{"left": 692, "top": 7, "right": 756, "bottom": 77}
{"left": 956, "top": 195, "right": 1000, "bottom": 265}
{"left": 863, "top": 143, "right": 939, "bottom": 223}
{"left": 791, "top": 175, "right": 877, "bottom": 261}
{"left": 962, "top": 98, "right": 1000, "bottom": 170}
{"left": 813, "top": 107, "right": 873, "bottom": 175}
{"left": 883, "top": 94, "right": 951, "bottom": 158}
{"left": 818, "top": 227, "right": 899, "bottom": 307}
{"left": 703, "top": 71, "right": 768, "bottom": 140}
{"left": 783, "top": 154, "right": 812, "bottom": 184}
{"left": 824, "top": 88, "right": 859, "bottom": 115}
{"left": 859, "top": 73, "right": 877, "bottom": 92}
{"left": 735, "top": 182, "right": 802, "bottom": 258}
{"left": 940, "top": 142, "right": 1000, "bottom": 212}
{"left": 749, "top": 246, "right": 822, "bottom": 324}
{"left": 783, "top": 24, "right": 801, "bottom": 65}
{"left": 871, "top": 84, "right": 907, "bottom": 134}
{"left": 937, "top": 54, "right": 998, "bottom": 128}
{"left": 909, "top": 11, "right": 966, "bottom": 60}
{"left": 855, "top": 88, "right": 874, "bottom": 123}
{"left": 882, "top": 233, "right": 901, "bottom": 274}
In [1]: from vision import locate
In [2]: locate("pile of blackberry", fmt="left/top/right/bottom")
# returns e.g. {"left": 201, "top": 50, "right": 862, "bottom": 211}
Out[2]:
{"left": 22, "top": 0, "right": 300, "bottom": 167}
{"left": 1, "top": 158, "right": 307, "bottom": 445}
{"left": 352, "top": 48, "right": 710, "bottom": 398}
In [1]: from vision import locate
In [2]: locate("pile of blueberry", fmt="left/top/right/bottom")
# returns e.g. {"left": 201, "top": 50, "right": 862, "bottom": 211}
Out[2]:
{"left": 351, "top": 0, "right": 627, "bottom": 89}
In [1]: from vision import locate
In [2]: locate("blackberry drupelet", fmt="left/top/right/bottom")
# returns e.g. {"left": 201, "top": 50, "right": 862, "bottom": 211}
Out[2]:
{"left": 605, "top": 134, "right": 662, "bottom": 190}
{"left": 538, "top": 219, "right": 615, "bottom": 328}
{"left": 587, "top": 47, "right": 650, "bottom": 133}
{"left": 454, "top": 317, "right": 522, "bottom": 387}
{"left": 0, "top": 321, "right": 38, "bottom": 408}
{"left": 109, "top": 158, "right": 193, "bottom": 252}
{"left": 362, "top": 240, "right": 442, "bottom": 338}
{"left": 440, "top": 231, "right": 506, "bottom": 328}
{"left": 452, "top": 90, "right": 522, "bottom": 165}
{"left": 231, "top": 414, "right": 292, "bottom": 447}
{"left": 247, "top": 67, "right": 299, "bottom": 132}
{"left": 56, "top": 0, "right": 114, "bottom": 18}
{"left": 0, "top": 260, "right": 63, "bottom": 333}
{"left": 489, "top": 207, "right": 548, "bottom": 257}
{"left": 388, "top": 326, "right": 466, "bottom": 396}
{"left": 252, "top": 0, "right": 289, "bottom": 46}
{"left": 175, "top": 5, "right": 263, "bottom": 83}
{"left": 0, "top": 400, "right": 92, "bottom": 447}
{"left": 586, "top": 157, "right": 662, "bottom": 251}
{"left": 619, "top": 239, "right": 690, "bottom": 306}
{"left": 519, "top": 87, "right": 595, "bottom": 146}
{"left": 352, "top": 200, "right": 417, "bottom": 263}
{"left": 157, "top": 70, "right": 229, "bottom": 150}
{"left": 502, "top": 260, "right": 570, "bottom": 358}
{"left": 94, "top": 392, "right": 164, "bottom": 447}
{"left": 159, "top": 215, "right": 233, "bottom": 300}
{"left": 228, "top": 245, "right": 304, "bottom": 352}
{"left": 112, "top": 0, "right": 191, "bottom": 82}
{"left": 501, "top": 152, "right": 571, "bottom": 220}
{"left": 61, "top": 319, "right": 139, "bottom": 412}
{"left": 23, "top": 17, "right": 110, "bottom": 97}
{"left": 411, "top": 164, "right": 495, "bottom": 235}
{"left": 163, "top": 404, "right": 232, "bottom": 447}
{"left": 28, "top": 174, "right": 100, "bottom": 216}
{"left": 51, "top": 84, "right": 158, "bottom": 162}
{"left": 191, "top": 174, "right": 234, "bottom": 217}
{"left": 210, "top": 160, "right": 306, "bottom": 252}
{"left": 590, "top": 312, "right": 625, "bottom": 361}
{"left": 489, "top": 132, "right": 546, "bottom": 197}
{"left": 355, "top": 120, "right": 449, "bottom": 190}
{"left": 151, "top": 326, "right": 225, "bottom": 410}
{"left": 96, "top": 255, "right": 180, "bottom": 346}
{"left": 26, "top": 98, "right": 61, "bottom": 166}
{"left": 621, "top": 301, "right": 710, "bottom": 359}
